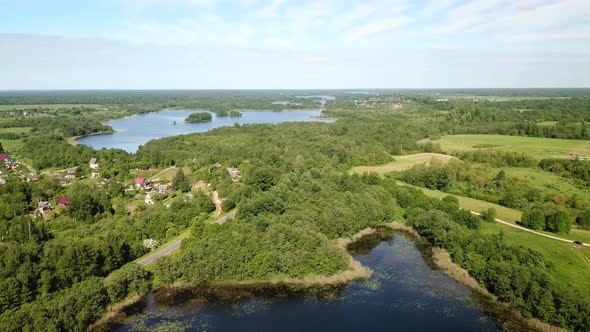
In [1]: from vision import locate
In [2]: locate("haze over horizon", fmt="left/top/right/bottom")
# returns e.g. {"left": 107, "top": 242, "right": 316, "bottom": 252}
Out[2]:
{"left": 1, "top": 0, "right": 589, "bottom": 89}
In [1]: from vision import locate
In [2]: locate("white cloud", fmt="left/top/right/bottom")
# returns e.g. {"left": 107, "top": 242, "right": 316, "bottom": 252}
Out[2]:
{"left": 255, "top": 0, "right": 286, "bottom": 17}
{"left": 330, "top": 4, "right": 379, "bottom": 30}
{"left": 345, "top": 16, "right": 411, "bottom": 40}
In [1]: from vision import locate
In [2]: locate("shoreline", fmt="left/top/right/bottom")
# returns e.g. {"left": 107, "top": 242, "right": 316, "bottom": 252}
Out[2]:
{"left": 89, "top": 226, "right": 378, "bottom": 330}
{"left": 89, "top": 221, "right": 563, "bottom": 332}
{"left": 67, "top": 129, "right": 117, "bottom": 146}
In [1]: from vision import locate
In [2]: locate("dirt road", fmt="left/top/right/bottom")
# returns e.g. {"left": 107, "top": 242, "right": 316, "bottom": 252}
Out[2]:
{"left": 471, "top": 211, "right": 590, "bottom": 247}
{"left": 137, "top": 210, "right": 238, "bottom": 266}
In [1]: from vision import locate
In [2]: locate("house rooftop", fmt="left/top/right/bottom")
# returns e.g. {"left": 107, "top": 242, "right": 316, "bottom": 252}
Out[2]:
{"left": 38, "top": 201, "right": 51, "bottom": 208}
{"left": 90, "top": 158, "right": 98, "bottom": 164}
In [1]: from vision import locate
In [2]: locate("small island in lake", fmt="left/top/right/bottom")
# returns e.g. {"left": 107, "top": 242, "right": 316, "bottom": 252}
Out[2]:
{"left": 185, "top": 112, "right": 213, "bottom": 122}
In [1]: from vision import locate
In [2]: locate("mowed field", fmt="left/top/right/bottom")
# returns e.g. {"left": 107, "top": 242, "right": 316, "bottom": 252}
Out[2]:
{"left": 432, "top": 134, "right": 590, "bottom": 159}
{"left": 350, "top": 153, "right": 456, "bottom": 174}
{"left": 0, "top": 127, "right": 31, "bottom": 151}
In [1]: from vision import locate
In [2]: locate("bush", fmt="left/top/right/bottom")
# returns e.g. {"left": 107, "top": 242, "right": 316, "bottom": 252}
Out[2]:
{"left": 104, "top": 264, "right": 152, "bottom": 302}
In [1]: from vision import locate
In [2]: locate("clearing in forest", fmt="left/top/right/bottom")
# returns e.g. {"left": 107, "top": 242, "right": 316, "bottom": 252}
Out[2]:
{"left": 430, "top": 134, "right": 590, "bottom": 159}
{"left": 350, "top": 153, "right": 456, "bottom": 174}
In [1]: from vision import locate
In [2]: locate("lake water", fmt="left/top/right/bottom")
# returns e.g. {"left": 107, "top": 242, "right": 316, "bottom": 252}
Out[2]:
{"left": 114, "top": 230, "right": 518, "bottom": 332}
{"left": 77, "top": 110, "right": 328, "bottom": 152}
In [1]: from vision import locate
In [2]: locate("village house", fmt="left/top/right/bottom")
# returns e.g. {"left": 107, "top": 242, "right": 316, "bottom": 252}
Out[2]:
{"left": 226, "top": 167, "right": 241, "bottom": 182}
{"left": 213, "top": 162, "right": 222, "bottom": 168}
{"left": 27, "top": 173, "right": 38, "bottom": 182}
{"left": 38, "top": 201, "right": 51, "bottom": 214}
{"left": 58, "top": 197, "right": 69, "bottom": 207}
{"left": 56, "top": 176, "right": 68, "bottom": 186}
{"left": 144, "top": 191, "right": 155, "bottom": 205}
{"left": 0, "top": 178, "right": 5, "bottom": 185}
{"left": 135, "top": 177, "right": 148, "bottom": 189}
{"left": 0, "top": 154, "right": 9, "bottom": 162}
{"left": 65, "top": 167, "right": 77, "bottom": 180}
{"left": 89, "top": 158, "right": 99, "bottom": 170}
{"left": 158, "top": 184, "right": 171, "bottom": 194}
{"left": 91, "top": 172, "right": 100, "bottom": 179}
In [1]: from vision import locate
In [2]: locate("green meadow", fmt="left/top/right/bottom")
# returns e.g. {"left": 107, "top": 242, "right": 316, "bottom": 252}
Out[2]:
{"left": 433, "top": 134, "right": 590, "bottom": 159}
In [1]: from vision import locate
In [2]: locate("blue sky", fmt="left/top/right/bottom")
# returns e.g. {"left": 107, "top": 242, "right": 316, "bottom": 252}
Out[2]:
{"left": 1, "top": 0, "right": 589, "bottom": 89}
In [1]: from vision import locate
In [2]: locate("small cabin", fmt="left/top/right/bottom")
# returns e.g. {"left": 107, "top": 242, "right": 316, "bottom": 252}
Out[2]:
{"left": 89, "top": 158, "right": 99, "bottom": 170}
{"left": 38, "top": 201, "right": 51, "bottom": 214}
{"left": 65, "top": 168, "right": 77, "bottom": 180}
{"left": 144, "top": 192, "right": 155, "bottom": 205}
{"left": 58, "top": 197, "right": 69, "bottom": 207}
{"left": 135, "top": 177, "right": 148, "bottom": 188}
{"left": 226, "top": 167, "right": 241, "bottom": 182}
{"left": 158, "top": 184, "right": 171, "bottom": 194}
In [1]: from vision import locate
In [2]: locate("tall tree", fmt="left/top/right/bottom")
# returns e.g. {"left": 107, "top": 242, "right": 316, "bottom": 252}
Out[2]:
{"left": 172, "top": 169, "right": 190, "bottom": 192}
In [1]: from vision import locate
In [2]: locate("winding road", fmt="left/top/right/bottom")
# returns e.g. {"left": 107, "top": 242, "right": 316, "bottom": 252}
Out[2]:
{"left": 470, "top": 211, "right": 590, "bottom": 247}
{"left": 137, "top": 210, "right": 238, "bottom": 266}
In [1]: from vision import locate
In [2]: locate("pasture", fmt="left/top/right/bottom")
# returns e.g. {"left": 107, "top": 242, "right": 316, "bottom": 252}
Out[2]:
{"left": 0, "top": 127, "right": 31, "bottom": 152}
{"left": 431, "top": 134, "right": 590, "bottom": 159}
{"left": 350, "top": 153, "right": 456, "bottom": 174}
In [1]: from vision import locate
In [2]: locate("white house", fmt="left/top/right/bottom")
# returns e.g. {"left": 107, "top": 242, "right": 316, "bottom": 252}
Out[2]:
{"left": 89, "top": 158, "right": 99, "bottom": 170}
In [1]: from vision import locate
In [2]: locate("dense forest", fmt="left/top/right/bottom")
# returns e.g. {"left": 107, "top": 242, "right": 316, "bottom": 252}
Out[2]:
{"left": 0, "top": 90, "right": 590, "bottom": 331}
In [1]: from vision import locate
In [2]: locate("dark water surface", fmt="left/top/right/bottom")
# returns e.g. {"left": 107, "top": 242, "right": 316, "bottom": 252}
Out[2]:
{"left": 77, "top": 110, "right": 329, "bottom": 152}
{"left": 115, "top": 231, "right": 513, "bottom": 332}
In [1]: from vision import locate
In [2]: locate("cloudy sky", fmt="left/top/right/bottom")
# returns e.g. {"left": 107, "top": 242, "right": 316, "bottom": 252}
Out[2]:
{"left": 1, "top": 0, "right": 589, "bottom": 89}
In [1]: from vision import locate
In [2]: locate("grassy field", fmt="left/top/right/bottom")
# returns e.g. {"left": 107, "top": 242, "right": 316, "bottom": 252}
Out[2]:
{"left": 479, "top": 222, "right": 590, "bottom": 293}
{"left": 350, "top": 153, "right": 456, "bottom": 174}
{"left": 0, "top": 127, "right": 31, "bottom": 152}
{"left": 431, "top": 134, "right": 590, "bottom": 159}
{"left": 500, "top": 167, "right": 590, "bottom": 201}
{"left": 0, "top": 127, "right": 32, "bottom": 134}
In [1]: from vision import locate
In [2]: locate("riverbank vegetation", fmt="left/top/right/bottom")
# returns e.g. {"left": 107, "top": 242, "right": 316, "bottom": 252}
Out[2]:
{"left": 0, "top": 89, "right": 590, "bottom": 331}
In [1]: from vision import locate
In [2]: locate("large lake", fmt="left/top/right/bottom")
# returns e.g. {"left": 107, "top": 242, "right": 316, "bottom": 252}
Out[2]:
{"left": 77, "top": 110, "right": 328, "bottom": 152}
{"left": 114, "top": 230, "right": 523, "bottom": 332}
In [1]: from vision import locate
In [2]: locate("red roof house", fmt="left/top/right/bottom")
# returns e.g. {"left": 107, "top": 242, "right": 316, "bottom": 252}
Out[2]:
{"left": 0, "top": 154, "right": 9, "bottom": 161}
{"left": 135, "top": 178, "right": 146, "bottom": 184}
{"left": 58, "top": 197, "right": 69, "bottom": 207}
